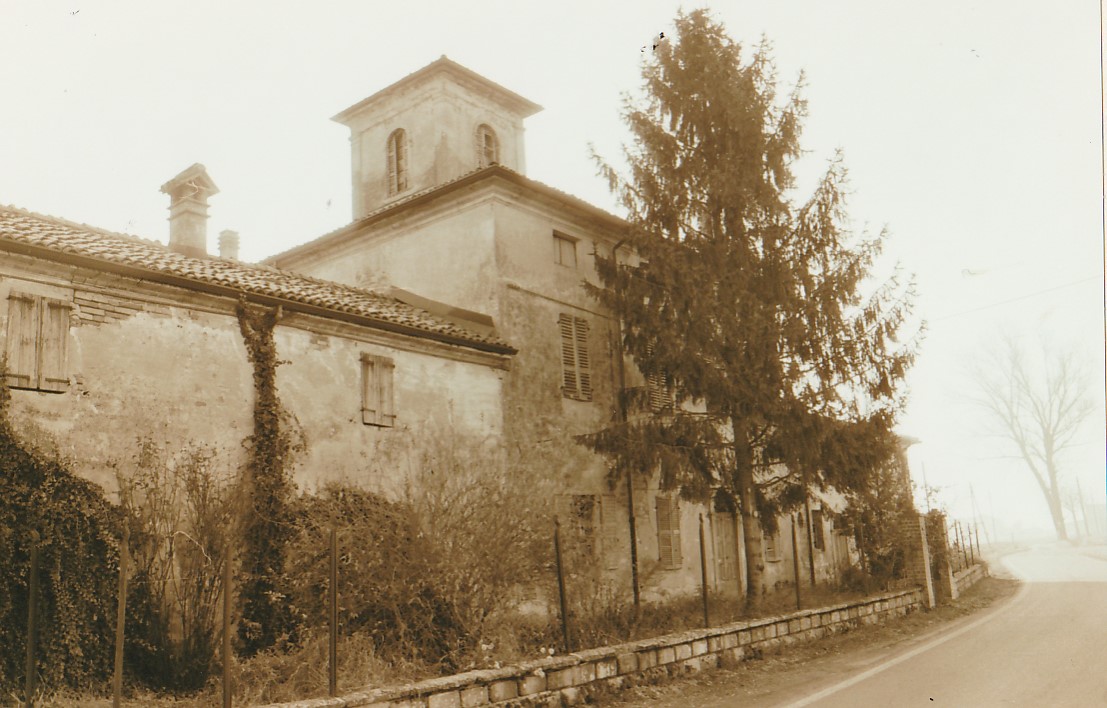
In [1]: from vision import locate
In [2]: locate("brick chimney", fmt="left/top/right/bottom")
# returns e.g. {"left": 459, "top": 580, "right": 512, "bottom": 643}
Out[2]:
{"left": 218, "top": 230, "right": 240, "bottom": 260}
{"left": 160, "top": 164, "right": 219, "bottom": 258}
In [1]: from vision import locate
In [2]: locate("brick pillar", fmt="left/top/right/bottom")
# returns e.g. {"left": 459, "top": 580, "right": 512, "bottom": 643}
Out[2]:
{"left": 924, "top": 511, "right": 958, "bottom": 603}
{"left": 904, "top": 513, "right": 936, "bottom": 609}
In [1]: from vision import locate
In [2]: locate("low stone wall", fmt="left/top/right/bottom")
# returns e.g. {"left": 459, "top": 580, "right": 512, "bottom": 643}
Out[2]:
{"left": 953, "top": 563, "right": 986, "bottom": 595}
{"left": 267, "top": 587, "right": 924, "bottom": 708}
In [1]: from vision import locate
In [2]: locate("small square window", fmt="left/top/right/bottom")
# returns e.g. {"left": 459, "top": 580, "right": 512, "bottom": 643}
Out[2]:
{"left": 360, "top": 353, "right": 395, "bottom": 427}
{"left": 554, "top": 233, "right": 577, "bottom": 268}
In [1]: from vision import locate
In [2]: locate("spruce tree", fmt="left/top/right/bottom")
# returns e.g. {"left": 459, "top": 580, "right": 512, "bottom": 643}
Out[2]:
{"left": 585, "top": 9, "right": 919, "bottom": 606}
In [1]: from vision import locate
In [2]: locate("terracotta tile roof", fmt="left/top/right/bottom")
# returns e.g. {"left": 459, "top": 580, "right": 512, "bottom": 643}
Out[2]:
{"left": 0, "top": 205, "right": 513, "bottom": 354}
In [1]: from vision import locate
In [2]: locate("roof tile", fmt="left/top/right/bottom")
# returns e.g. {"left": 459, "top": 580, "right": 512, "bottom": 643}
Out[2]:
{"left": 0, "top": 205, "right": 512, "bottom": 353}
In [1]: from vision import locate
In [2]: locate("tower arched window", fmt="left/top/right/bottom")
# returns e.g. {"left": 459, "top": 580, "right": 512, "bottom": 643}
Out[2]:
{"left": 387, "top": 129, "right": 409, "bottom": 195}
{"left": 476, "top": 124, "right": 499, "bottom": 167}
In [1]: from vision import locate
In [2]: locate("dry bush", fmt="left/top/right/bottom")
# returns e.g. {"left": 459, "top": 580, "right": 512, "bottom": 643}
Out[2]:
{"left": 114, "top": 439, "right": 234, "bottom": 692}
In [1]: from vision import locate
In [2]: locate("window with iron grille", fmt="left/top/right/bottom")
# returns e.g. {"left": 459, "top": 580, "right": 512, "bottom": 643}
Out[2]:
{"left": 476, "top": 124, "right": 499, "bottom": 167}
{"left": 558, "top": 313, "right": 591, "bottom": 401}
{"left": 387, "top": 129, "right": 409, "bottom": 195}
{"left": 360, "top": 353, "right": 395, "bottom": 427}
{"left": 656, "top": 494, "right": 682, "bottom": 570}
{"left": 3, "top": 292, "right": 70, "bottom": 393}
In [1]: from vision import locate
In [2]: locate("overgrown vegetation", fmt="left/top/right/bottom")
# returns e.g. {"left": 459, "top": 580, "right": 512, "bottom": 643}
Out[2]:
{"left": 235, "top": 300, "right": 300, "bottom": 656}
{"left": 115, "top": 439, "right": 234, "bottom": 692}
{"left": 0, "top": 367, "right": 122, "bottom": 699}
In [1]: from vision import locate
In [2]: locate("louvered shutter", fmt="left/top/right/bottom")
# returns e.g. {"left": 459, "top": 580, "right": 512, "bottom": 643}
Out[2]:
{"left": 4, "top": 293, "right": 38, "bottom": 389}
{"left": 38, "top": 299, "right": 70, "bottom": 392}
{"left": 647, "top": 371, "right": 667, "bottom": 411}
{"left": 361, "top": 354, "right": 378, "bottom": 425}
{"left": 574, "top": 317, "right": 591, "bottom": 401}
{"left": 656, "top": 495, "right": 682, "bottom": 569}
{"left": 559, "top": 314, "right": 577, "bottom": 397}
{"left": 380, "top": 357, "right": 396, "bottom": 427}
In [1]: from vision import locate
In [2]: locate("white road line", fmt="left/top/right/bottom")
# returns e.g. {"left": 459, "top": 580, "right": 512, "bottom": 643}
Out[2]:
{"left": 784, "top": 581, "right": 1031, "bottom": 708}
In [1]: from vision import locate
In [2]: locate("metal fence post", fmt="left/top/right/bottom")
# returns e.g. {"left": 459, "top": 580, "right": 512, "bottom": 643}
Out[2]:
{"left": 329, "top": 526, "right": 338, "bottom": 697}
{"left": 699, "top": 515, "right": 710, "bottom": 628}
{"left": 790, "top": 514, "right": 802, "bottom": 610}
{"left": 24, "top": 532, "right": 40, "bottom": 708}
{"left": 223, "top": 540, "right": 232, "bottom": 708}
{"left": 113, "top": 524, "right": 129, "bottom": 708}
{"left": 553, "top": 518, "right": 572, "bottom": 654}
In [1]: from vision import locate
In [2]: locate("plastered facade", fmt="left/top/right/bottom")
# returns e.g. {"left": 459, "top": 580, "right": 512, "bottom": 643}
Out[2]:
{"left": 0, "top": 253, "right": 506, "bottom": 500}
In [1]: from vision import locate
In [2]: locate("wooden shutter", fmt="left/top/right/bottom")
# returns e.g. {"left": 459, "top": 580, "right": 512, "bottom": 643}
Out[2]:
{"left": 656, "top": 495, "right": 682, "bottom": 569}
{"left": 559, "top": 314, "right": 577, "bottom": 397}
{"left": 4, "top": 293, "right": 39, "bottom": 389}
{"left": 38, "top": 299, "right": 70, "bottom": 392}
{"left": 380, "top": 357, "right": 396, "bottom": 427}
{"left": 574, "top": 317, "right": 591, "bottom": 401}
{"left": 361, "top": 354, "right": 395, "bottom": 427}
{"left": 647, "top": 371, "right": 669, "bottom": 411}
{"left": 361, "top": 354, "right": 378, "bottom": 425}
{"left": 811, "top": 509, "right": 825, "bottom": 551}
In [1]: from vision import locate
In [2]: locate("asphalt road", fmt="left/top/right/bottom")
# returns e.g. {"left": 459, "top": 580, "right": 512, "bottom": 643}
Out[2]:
{"left": 614, "top": 543, "right": 1107, "bottom": 707}
{"left": 785, "top": 544, "right": 1107, "bottom": 707}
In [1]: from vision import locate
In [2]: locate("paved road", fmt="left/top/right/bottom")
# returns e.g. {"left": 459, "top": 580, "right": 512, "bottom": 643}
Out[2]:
{"left": 615, "top": 543, "right": 1107, "bottom": 707}
{"left": 784, "top": 544, "right": 1107, "bottom": 707}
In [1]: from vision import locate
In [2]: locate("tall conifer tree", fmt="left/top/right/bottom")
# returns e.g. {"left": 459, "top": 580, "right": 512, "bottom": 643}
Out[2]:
{"left": 585, "top": 10, "right": 919, "bottom": 605}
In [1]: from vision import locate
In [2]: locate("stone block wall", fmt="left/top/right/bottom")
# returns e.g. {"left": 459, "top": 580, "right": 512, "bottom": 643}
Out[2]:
{"left": 265, "top": 588, "right": 924, "bottom": 708}
{"left": 953, "top": 563, "right": 986, "bottom": 595}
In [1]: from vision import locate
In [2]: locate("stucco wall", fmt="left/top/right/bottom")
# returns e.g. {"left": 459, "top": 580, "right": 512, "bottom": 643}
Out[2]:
{"left": 346, "top": 76, "right": 526, "bottom": 217}
{"left": 0, "top": 256, "right": 504, "bottom": 499}
{"left": 289, "top": 201, "right": 501, "bottom": 322}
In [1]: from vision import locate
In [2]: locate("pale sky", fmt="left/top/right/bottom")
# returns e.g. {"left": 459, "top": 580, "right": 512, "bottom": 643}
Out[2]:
{"left": 1, "top": 0, "right": 1103, "bottom": 539}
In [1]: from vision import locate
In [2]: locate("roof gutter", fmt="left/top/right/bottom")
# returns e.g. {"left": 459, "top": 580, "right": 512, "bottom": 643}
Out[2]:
{"left": 0, "top": 237, "right": 517, "bottom": 357}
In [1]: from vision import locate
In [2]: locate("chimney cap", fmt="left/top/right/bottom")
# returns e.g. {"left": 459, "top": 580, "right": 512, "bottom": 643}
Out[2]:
{"left": 160, "top": 163, "right": 220, "bottom": 198}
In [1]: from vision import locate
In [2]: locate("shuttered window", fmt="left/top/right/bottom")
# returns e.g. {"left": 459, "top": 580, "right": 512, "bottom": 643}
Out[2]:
{"left": 656, "top": 494, "right": 682, "bottom": 570}
{"left": 558, "top": 314, "right": 592, "bottom": 401}
{"left": 360, "top": 353, "right": 396, "bottom": 427}
{"left": 387, "top": 129, "right": 409, "bottom": 195}
{"left": 811, "top": 508, "right": 825, "bottom": 551}
{"left": 476, "top": 124, "right": 499, "bottom": 167}
{"left": 4, "top": 292, "right": 69, "bottom": 393}
{"left": 646, "top": 370, "right": 674, "bottom": 412}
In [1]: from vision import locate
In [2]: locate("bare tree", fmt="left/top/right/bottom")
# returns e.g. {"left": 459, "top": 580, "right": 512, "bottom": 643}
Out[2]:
{"left": 972, "top": 337, "right": 1092, "bottom": 541}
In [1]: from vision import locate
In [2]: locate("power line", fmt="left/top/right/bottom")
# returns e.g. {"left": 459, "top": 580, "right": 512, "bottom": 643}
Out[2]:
{"left": 931, "top": 276, "right": 1101, "bottom": 322}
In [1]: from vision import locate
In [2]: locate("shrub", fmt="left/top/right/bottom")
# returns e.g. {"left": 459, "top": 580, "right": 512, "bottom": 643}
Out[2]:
{"left": 114, "top": 439, "right": 234, "bottom": 692}
{"left": 0, "top": 374, "right": 122, "bottom": 697}
{"left": 285, "top": 484, "right": 467, "bottom": 671}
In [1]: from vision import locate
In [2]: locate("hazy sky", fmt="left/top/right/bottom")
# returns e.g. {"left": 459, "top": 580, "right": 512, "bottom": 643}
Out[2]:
{"left": 1, "top": 1, "right": 1102, "bottom": 537}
